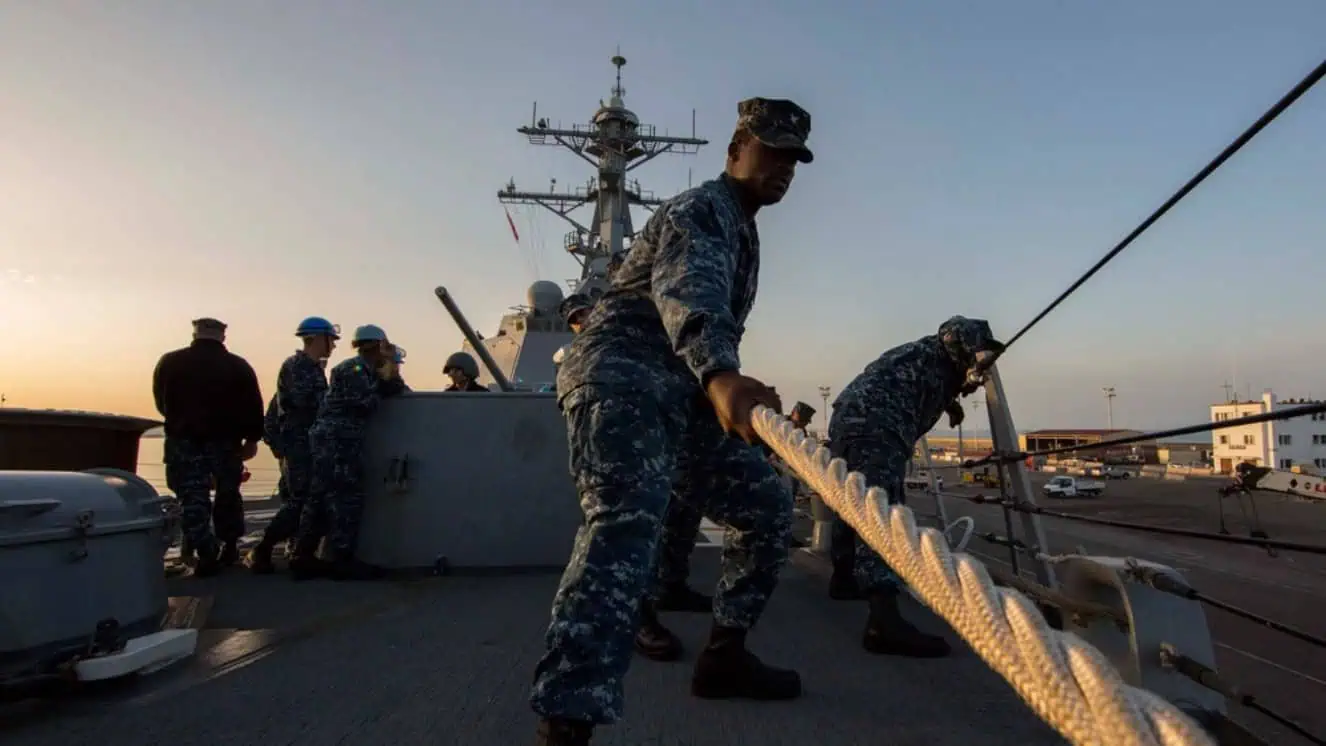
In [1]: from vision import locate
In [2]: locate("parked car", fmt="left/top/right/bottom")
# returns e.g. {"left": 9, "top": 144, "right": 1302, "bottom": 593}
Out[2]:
{"left": 905, "top": 470, "right": 944, "bottom": 492}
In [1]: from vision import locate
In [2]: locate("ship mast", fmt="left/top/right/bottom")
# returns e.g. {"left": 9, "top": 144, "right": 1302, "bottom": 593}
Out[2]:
{"left": 497, "top": 53, "right": 708, "bottom": 295}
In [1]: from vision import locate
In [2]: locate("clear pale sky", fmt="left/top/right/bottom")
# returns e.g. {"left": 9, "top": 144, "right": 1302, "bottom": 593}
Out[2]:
{"left": 2, "top": 2, "right": 1323, "bottom": 433}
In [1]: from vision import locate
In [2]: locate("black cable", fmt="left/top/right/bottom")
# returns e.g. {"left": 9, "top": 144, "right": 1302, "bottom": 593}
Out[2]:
{"left": 940, "top": 489, "right": 1326, "bottom": 554}
{"left": 1167, "top": 650, "right": 1326, "bottom": 746}
{"left": 965, "top": 402, "right": 1326, "bottom": 466}
{"left": 1132, "top": 565, "right": 1326, "bottom": 651}
{"left": 1002, "top": 56, "right": 1326, "bottom": 351}
{"left": 1013, "top": 501, "right": 1326, "bottom": 556}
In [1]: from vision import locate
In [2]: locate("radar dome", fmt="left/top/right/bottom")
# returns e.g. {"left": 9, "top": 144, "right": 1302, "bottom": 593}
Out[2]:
{"left": 527, "top": 281, "right": 565, "bottom": 313}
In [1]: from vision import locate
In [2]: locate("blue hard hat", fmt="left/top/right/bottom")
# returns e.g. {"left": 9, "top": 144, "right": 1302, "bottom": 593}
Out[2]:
{"left": 352, "top": 324, "right": 388, "bottom": 344}
{"left": 295, "top": 316, "right": 340, "bottom": 338}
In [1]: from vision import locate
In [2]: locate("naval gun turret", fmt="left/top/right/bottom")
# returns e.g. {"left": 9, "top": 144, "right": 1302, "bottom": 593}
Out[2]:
{"left": 460, "top": 280, "right": 574, "bottom": 390}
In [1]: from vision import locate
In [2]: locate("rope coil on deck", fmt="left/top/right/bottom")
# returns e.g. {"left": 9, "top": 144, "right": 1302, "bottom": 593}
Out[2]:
{"left": 751, "top": 406, "right": 1216, "bottom": 746}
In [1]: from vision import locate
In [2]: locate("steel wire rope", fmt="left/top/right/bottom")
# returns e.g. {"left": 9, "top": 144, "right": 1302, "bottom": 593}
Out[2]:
{"left": 941, "top": 488, "right": 1326, "bottom": 555}
{"left": 965, "top": 402, "right": 1326, "bottom": 467}
{"left": 999, "top": 57, "right": 1326, "bottom": 354}
{"left": 752, "top": 406, "right": 1216, "bottom": 746}
{"left": 935, "top": 491, "right": 1326, "bottom": 647}
{"left": 969, "top": 542, "right": 1326, "bottom": 744}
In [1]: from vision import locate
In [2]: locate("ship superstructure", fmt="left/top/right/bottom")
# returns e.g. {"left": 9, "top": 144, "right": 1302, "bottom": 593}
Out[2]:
{"left": 463, "top": 54, "right": 708, "bottom": 388}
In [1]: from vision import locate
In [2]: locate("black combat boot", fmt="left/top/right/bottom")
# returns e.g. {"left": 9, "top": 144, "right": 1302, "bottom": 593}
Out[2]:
{"left": 654, "top": 582, "right": 713, "bottom": 613}
{"left": 191, "top": 542, "right": 222, "bottom": 578}
{"left": 218, "top": 540, "right": 241, "bottom": 567}
{"left": 287, "top": 536, "right": 330, "bottom": 581}
{"left": 245, "top": 541, "right": 276, "bottom": 574}
{"left": 535, "top": 717, "right": 593, "bottom": 745}
{"left": 691, "top": 623, "right": 801, "bottom": 700}
{"left": 327, "top": 555, "right": 387, "bottom": 582}
{"left": 634, "top": 601, "right": 683, "bottom": 662}
{"left": 828, "top": 558, "right": 862, "bottom": 600}
{"left": 862, "top": 591, "right": 951, "bottom": 657}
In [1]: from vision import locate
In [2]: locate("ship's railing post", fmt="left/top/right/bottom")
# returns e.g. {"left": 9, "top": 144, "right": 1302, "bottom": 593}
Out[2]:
{"left": 915, "top": 436, "right": 951, "bottom": 528}
{"left": 983, "top": 365, "right": 1058, "bottom": 589}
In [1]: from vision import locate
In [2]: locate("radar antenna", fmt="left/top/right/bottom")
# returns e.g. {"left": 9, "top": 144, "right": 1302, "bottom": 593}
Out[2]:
{"left": 497, "top": 53, "right": 708, "bottom": 293}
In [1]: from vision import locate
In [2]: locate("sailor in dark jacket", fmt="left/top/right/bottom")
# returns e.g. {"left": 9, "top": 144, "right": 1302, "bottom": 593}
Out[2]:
{"left": 827, "top": 316, "right": 1003, "bottom": 658}
{"left": 247, "top": 316, "right": 339, "bottom": 574}
{"left": 533, "top": 97, "right": 814, "bottom": 745}
{"left": 151, "top": 317, "right": 265, "bottom": 576}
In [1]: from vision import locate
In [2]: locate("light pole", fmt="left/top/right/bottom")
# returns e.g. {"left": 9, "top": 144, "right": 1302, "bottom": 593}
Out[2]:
{"left": 961, "top": 397, "right": 984, "bottom": 462}
{"left": 1103, "top": 387, "right": 1116, "bottom": 429}
{"left": 817, "top": 386, "right": 830, "bottom": 438}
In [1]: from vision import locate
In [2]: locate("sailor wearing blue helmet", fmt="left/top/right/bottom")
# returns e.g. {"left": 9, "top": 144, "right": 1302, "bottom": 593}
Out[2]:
{"left": 248, "top": 317, "right": 341, "bottom": 573}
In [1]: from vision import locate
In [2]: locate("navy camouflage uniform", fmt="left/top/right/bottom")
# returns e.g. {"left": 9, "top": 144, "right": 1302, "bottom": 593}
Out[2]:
{"left": 295, "top": 355, "right": 404, "bottom": 564}
{"left": 262, "top": 395, "right": 289, "bottom": 502}
{"left": 532, "top": 97, "right": 814, "bottom": 728}
{"left": 650, "top": 473, "right": 705, "bottom": 602}
{"left": 828, "top": 317, "right": 1000, "bottom": 619}
{"left": 562, "top": 293, "right": 709, "bottom": 609}
{"left": 258, "top": 350, "right": 329, "bottom": 551}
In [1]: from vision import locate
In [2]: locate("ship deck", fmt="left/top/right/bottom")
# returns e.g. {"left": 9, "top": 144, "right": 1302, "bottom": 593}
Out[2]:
{"left": 5, "top": 474, "right": 1321, "bottom": 745}
{"left": 2, "top": 527, "right": 1062, "bottom": 746}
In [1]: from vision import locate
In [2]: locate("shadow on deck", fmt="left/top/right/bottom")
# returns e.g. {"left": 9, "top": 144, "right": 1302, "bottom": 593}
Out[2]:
{"left": 3, "top": 549, "right": 1064, "bottom": 745}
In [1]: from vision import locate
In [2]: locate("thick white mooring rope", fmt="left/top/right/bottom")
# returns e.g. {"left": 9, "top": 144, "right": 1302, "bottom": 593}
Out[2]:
{"left": 751, "top": 407, "right": 1216, "bottom": 746}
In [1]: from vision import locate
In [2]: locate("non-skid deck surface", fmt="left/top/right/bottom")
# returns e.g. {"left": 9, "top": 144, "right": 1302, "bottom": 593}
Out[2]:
{"left": 6, "top": 548, "right": 1062, "bottom": 746}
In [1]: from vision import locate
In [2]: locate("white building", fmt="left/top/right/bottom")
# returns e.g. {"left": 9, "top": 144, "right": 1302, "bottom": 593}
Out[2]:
{"left": 1210, "top": 390, "right": 1326, "bottom": 474}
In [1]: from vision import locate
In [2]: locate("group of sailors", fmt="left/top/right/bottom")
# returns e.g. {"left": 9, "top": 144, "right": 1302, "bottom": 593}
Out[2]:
{"left": 151, "top": 315, "right": 490, "bottom": 580}
{"left": 155, "top": 95, "right": 1008, "bottom": 745}
{"left": 530, "top": 97, "right": 1004, "bottom": 745}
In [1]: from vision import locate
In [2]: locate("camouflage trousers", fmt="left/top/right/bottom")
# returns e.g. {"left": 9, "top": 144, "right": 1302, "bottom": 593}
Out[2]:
{"left": 261, "top": 436, "right": 314, "bottom": 548}
{"left": 163, "top": 437, "right": 246, "bottom": 557}
{"left": 648, "top": 490, "right": 704, "bottom": 599}
{"left": 295, "top": 430, "right": 366, "bottom": 560}
{"left": 828, "top": 437, "right": 905, "bottom": 595}
{"left": 530, "top": 382, "right": 793, "bottom": 725}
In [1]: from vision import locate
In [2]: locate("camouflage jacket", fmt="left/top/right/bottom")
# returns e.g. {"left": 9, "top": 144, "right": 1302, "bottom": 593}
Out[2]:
{"left": 832, "top": 317, "right": 1000, "bottom": 461}
{"left": 269, "top": 350, "right": 328, "bottom": 451}
{"left": 556, "top": 174, "right": 759, "bottom": 400}
{"left": 311, "top": 355, "right": 388, "bottom": 441}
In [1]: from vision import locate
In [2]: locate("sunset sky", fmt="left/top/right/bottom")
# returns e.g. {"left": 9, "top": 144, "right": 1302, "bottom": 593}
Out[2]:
{"left": 3, "top": 1, "right": 1324, "bottom": 432}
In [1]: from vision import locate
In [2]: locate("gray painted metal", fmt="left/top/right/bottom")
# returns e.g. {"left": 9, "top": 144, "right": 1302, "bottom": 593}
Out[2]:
{"left": 983, "top": 365, "right": 1059, "bottom": 589}
{"left": 0, "top": 469, "right": 168, "bottom": 672}
{"left": 354, "top": 392, "right": 580, "bottom": 570}
{"left": 1059, "top": 556, "right": 1225, "bottom": 718}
